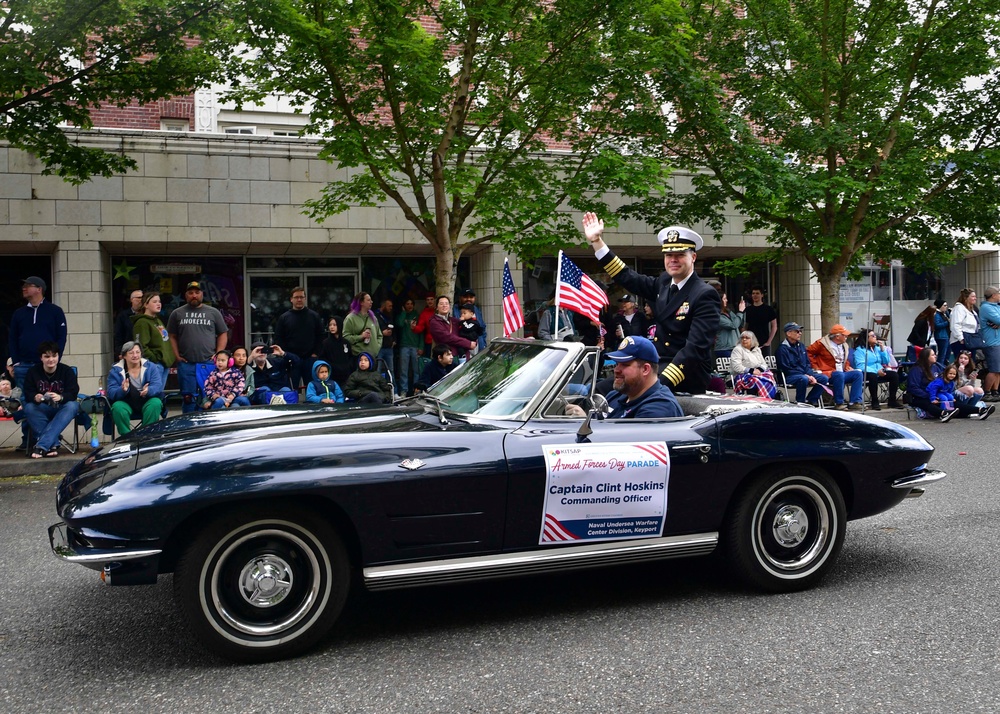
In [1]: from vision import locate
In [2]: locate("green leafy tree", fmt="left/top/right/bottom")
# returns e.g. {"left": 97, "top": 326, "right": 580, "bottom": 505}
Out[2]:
{"left": 623, "top": 0, "right": 1000, "bottom": 326}
{"left": 222, "top": 0, "right": 687, "bottom": 295}
{"left": 1, "top": 0, "right": 224, "bottom": 183}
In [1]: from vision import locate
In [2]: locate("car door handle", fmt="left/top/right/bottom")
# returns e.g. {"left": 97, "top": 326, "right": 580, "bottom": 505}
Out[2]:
{"left": 670, "top": 443, "right": 712, "bottom": 462}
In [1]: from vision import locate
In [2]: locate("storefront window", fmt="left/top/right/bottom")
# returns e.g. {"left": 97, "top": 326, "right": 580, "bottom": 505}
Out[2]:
{"left": 110, "top": 256, "right": 246, "bottom": 347}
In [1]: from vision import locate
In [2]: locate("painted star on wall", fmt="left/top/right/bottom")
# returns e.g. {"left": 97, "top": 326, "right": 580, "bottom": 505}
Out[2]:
{"left": 113, "top": 259, "right": 136, "bottom": 281}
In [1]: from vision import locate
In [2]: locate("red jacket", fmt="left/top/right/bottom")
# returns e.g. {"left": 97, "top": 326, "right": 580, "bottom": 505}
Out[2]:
{"left": 414, "top": 307, "right": 436, "bottom": 345}
{"left": 806, "top": 336, "right": 857, "bottom": 376}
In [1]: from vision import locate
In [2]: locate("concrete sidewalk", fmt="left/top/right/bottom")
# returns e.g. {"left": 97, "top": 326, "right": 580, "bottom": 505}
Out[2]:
{"left": 0, "top": 401, "right": 923, "bottom": 480}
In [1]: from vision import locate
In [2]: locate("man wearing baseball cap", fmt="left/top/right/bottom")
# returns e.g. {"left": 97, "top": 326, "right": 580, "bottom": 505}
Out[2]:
{"left": 453, "top": 288, "right": 487, "bottom": 352}
{"left": 612, "top": 294, "right": 648, "bottom": 341}
{"left": 776, "top": 322, "right": 829, "bottom": 405}
{"left": 581, "top": 213, "right": 719, "bottom": 394}
{"left": 9, "top": 276, "right": 67, "bottom": 396}
{"left": 806, "top": 323, "right": 864, "bottom": 410}
{"left": 167, "top": 281, "right": 229, "bottom": 413}
{"left": 604, "top": 336, "right": 683, "bottom": 418}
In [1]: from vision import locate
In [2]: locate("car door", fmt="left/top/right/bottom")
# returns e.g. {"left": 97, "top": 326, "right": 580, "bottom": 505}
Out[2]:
{"left": 501, "top": 414, "right": 720, "bottom": 551}
{"left": 356, "top": 415, "right": 511, "bottom": 565}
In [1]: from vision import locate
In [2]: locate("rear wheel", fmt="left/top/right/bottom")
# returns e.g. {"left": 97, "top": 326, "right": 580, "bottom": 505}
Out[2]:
{"left": 725, "top": 467, "right": 846, "bottom": 592}
{"left": 173, "top": 508, "right": 349, "bottom": 662}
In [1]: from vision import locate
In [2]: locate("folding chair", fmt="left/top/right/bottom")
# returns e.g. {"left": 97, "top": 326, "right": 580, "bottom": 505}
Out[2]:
{"left": 713, "top": 356, "right": 731, "bottom": 394}
{"left": 376, "top": 357, "right": 396, "bottom": 399}
{"left": 765, "top": 355, "right": 794, "bottom": 402}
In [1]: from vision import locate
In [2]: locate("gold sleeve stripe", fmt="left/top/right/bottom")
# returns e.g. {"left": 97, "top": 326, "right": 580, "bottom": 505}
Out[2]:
{"left": 661, "top": 363, "right": 685, "bottom": 384}
{"left": 605, "top": 257, "right": 627, "bottom": 278}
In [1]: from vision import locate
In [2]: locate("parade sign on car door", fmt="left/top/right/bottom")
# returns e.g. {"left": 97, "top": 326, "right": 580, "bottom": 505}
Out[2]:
{"left": 540, "top": 442, "right": 669, "bottom": 544}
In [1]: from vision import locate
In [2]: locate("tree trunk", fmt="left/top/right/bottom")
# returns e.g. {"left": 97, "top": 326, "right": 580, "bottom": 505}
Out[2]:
{"left": 816, "top": 267, "right": 841, "bottom": 334}
{"left": 430, "top": 242, "right": 461, "bottom": 302}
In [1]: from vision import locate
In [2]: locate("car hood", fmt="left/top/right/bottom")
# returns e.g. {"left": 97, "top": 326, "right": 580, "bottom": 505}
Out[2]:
{"left": 107, "top": 403, "right": 459, "bottom": 454}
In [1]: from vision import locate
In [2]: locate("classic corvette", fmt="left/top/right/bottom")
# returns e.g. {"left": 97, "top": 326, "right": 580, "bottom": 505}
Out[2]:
{"left": 50, "top": 338, "right": 944, "bottom": 661}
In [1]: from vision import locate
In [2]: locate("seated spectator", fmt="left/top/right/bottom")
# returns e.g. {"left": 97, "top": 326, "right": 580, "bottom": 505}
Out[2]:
{"left": 107, "top": 341, "right": 165, "bottom": 434}
{"left": 952, "top": 350, "right": 985, "bottom": 407}
{"left": 306, "top": 360, "right": 345, "bottom": 404}
{"left": 201, "top": 350, "right": 250, "bottom": 410}
{"left": 730, "top": 331, "right": 777, "bottom": 399}
{"left": 927, "top": 363, "right": 958, "bottom": 413}
{"left": 232, "top": 346, "right": 255, "bottom": 397}
{"left": 0, "top": 374, "right": 21, "bottom": 417}
{"left": 22, "top": 340, "right": 80, "bottom": 458}
{"left": 852, "top": 329, "right": 900, "bottom": 410}
{"left": 906, "top": 347, "right": 990, "bottom": 421}
{"left": 4, "top": 360, "right": 29, "bottom": 449}
{"left": 806, "top": 324, "right": 863, "bottom": 410}
{"left": 776, "top": 322, "right": 829, "bottom": 406}
{"left": 0, "top": 373, "right": 28, "bottom": 450}
{"left": 344, "top": 352, "right": 393, "bottom": 405}
{"left": 416, "top": 344, "right": 456, "bottom": 391}
{"left": 249, "top": 341, "right": 299, "bottom": 405}
{"left": 604, "top": 336, "right": 683, "bottom": 418}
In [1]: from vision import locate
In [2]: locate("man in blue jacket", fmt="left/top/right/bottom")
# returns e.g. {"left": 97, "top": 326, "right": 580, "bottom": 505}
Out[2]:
{"left": 776, "top": 322, "right": 829, "bottom": 405}
{"left": 604, "top": 336, "right": 683, "bottom": 418}
{"left": 9, "top": 276, "right": 67, "bottom": 391}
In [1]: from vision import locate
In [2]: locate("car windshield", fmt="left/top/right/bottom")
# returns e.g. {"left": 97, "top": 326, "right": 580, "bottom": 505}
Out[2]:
{"left": 425, "top": 341, "right": 573, "bottom": 418}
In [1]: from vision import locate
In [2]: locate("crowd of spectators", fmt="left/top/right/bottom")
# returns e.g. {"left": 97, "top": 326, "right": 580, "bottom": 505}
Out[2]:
{"left": 18, "top": 254, "right": 1000, "bottom": 454}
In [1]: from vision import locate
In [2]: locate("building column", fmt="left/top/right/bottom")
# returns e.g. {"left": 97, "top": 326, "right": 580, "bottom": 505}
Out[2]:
{"left": 56, "top": 239, "right": 110, "bottom": 394}
{"left": 776, "top": 253, "right": 823, "bottom": 343}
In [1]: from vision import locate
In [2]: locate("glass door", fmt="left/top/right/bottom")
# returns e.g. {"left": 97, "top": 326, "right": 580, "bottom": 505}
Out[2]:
{"left": 306, "top": 274, "right": 357, "bottom": 323}
{"left": 248, "top": 272, "right": 357, "bottom": 345}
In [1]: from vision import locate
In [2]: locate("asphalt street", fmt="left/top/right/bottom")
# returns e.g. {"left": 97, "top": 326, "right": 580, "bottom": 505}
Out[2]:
{"left": 2, "top": 417, "right": 999, "bottom": 713}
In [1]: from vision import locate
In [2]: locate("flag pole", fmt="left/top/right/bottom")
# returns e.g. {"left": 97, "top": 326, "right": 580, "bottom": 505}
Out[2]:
{"left": 554, "top": 250, "right": 563, "bottom": 338}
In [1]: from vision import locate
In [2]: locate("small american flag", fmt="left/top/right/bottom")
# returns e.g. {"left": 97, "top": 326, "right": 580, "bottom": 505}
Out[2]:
{"left": 556, "top": 251, "right": 608, "bottom": 322}
{"left": 501, "top": 258, "right": 525, "bottom": 337}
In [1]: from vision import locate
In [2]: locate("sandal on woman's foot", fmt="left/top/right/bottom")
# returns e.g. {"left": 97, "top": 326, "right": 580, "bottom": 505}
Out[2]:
{"left": 44, "top": 448, "right": 59, "bottom": 457}
{"left": 30, "top": 447, "right": 45, "bottom": 459}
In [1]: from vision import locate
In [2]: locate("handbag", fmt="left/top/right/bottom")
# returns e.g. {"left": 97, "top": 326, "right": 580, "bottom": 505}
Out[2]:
{"left": 963, "top": 331, "right": 986, "bottom": 350}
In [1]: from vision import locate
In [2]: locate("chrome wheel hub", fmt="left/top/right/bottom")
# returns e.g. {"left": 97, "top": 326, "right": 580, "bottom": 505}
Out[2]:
{"left": 772, "top": 505, "right": 809, "bottom": 547}
{"left": 239, "top": 556, "right": 294, "bottom": 608}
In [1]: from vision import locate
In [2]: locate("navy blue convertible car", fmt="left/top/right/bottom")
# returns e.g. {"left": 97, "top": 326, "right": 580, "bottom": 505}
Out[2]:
{"left": 50, "top": 339, "right": 944, "bottom": 661}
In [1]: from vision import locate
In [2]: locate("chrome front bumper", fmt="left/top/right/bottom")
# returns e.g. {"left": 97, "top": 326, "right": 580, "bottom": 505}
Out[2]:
{"left": 48, "top": 522, "right": 162, "bottom": 585}
{"left": 891, "top": 468, "right": 947, "bottom": 497}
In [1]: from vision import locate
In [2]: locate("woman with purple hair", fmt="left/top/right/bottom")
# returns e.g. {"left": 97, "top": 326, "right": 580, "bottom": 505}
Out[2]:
{"left": 343, "top": 292, "right": 383, "bottom": 357}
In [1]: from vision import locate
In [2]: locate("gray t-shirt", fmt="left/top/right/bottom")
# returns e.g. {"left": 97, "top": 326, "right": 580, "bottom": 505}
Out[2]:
{"left": 166, "top": 304, "right": 228, "bottom": 363}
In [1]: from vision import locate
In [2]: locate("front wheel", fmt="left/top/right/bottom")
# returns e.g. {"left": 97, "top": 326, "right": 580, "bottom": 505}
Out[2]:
{"left": 724, "top": 467, "right": 846, "bottom": 592}
{"left": 173, "top": 508, "right": 349, "bottom": 662}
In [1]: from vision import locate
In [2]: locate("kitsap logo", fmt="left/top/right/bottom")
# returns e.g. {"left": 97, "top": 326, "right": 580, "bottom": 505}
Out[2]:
{"left": 549, "top": 448, "right": 582, "bottom": 456}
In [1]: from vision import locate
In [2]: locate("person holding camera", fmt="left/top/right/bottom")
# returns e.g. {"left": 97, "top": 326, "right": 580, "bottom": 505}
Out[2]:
{"left": 22, "top": 340, "right": 79, "bottom": 458}
{"left": 852, "top": 329, "right": 901, "bottom": 410}
{"left": 248, "top": 341, "right": 299, "bottom": 404}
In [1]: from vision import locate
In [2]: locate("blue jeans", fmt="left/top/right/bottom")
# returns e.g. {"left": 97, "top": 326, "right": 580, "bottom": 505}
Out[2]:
{"left": 935, "top": 338, "right": 950, "bottom": 364}
{"left": 13, "top": 362, "right": 33, "bottom": 391}
{"left": 786, "top": 373, "right": 829, "bottom": 403}
{"left": 829, "top": 370, "right": 864, "bottom": 404}
{"left": 398, "top": 346, "right": 418, "bottom": 395}
{"left": 209, "top": 396, "right": 250, "bottom": 409}
{"left": 24, "top": 400, "right": 80, "bottom": 451}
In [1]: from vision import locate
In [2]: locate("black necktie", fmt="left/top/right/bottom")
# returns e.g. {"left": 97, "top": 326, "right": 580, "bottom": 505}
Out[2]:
{"left": 668, "top": 284, "right": 679, "bottom": 299}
